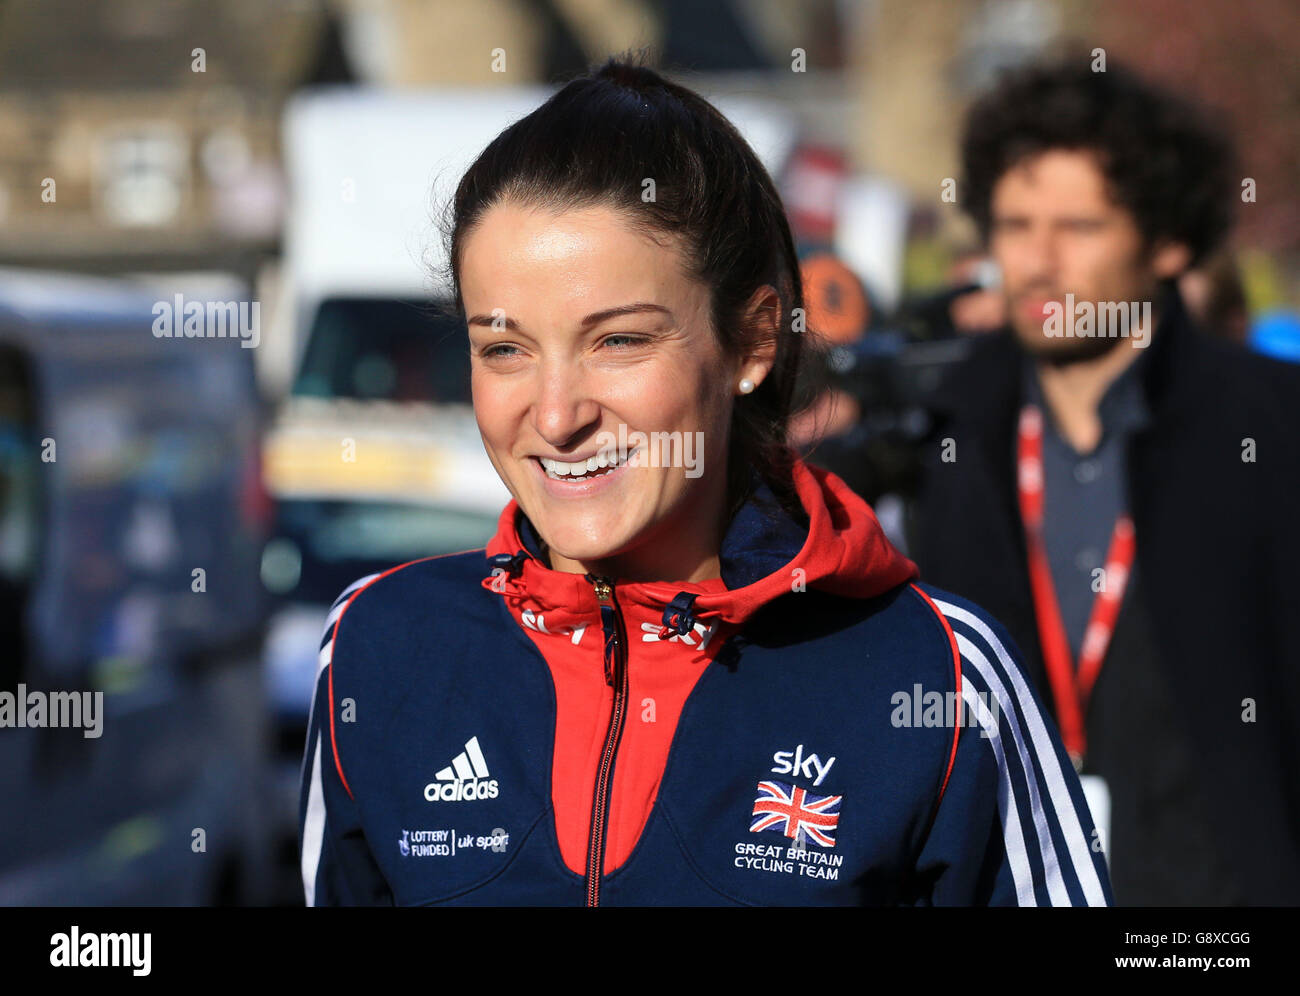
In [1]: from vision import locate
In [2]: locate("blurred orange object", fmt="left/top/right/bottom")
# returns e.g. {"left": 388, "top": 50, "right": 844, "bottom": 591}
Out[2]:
{"left": 801, "top": 253, "right": 870, "bottom": 344}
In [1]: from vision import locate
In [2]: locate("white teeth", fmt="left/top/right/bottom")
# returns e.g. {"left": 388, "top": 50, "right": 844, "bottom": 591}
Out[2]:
{"left": 539, "top": 448, "right": 634, "bottom": 480}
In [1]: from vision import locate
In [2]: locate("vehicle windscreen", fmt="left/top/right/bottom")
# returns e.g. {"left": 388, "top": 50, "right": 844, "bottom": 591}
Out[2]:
{"left": 292, "top": 298, "right": 470, "bottom": 404}
{"left": 263, "top": 498, "right": 499, "bottom": 604}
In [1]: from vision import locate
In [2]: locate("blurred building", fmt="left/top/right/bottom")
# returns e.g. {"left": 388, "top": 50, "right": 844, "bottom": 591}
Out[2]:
{"left": 0, "top": 0, "right": 332, "bottom": 280}
{"left": 1, "top": 0, "right": 1296, "bottom": 333}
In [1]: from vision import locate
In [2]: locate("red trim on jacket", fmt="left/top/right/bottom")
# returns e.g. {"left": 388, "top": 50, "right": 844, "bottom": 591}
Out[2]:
{"left": 328, "top": 550, "right": 488, "bottom": 801}
{"left": 910, "top": 583, "right": 963, "bottom": 803}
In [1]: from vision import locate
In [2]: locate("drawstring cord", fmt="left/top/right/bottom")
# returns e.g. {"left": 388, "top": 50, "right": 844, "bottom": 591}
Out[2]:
{"left": 485, "top": 554, "right": 712, "bottom": 642}
{"left": 485, "top": 550, "right": 529, "bottom": 596}
{"left": 658, "top": 591, "right": 701, "bottom": 640}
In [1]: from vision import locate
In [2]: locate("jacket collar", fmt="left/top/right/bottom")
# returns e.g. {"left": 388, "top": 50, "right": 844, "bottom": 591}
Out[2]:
{"left": 482, "top": 456, "right": 918, "bottom": 641}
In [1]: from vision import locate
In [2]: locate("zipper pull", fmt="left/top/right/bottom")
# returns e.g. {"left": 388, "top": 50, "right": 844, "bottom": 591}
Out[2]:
{"left": 588, "top": 575, "right": 619, "bottom": 687}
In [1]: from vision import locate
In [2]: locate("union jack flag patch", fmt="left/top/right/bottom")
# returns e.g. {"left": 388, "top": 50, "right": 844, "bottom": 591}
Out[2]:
{"left": 750, "top": 779, "right": 842, "bottom": 848}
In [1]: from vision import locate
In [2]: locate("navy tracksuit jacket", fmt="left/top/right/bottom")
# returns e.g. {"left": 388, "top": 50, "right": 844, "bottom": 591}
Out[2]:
{"left": 299, "top": 459, "right": 1112, "bottom": 905}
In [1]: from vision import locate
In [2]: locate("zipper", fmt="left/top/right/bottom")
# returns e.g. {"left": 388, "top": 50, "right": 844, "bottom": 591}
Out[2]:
{"left": 584, "top": 573, "right": 628, "bottom": 907}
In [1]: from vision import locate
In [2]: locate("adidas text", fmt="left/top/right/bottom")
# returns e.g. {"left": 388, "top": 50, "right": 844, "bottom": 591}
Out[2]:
{"left": 423, "top": 778, "right": 499, "bottom": 802}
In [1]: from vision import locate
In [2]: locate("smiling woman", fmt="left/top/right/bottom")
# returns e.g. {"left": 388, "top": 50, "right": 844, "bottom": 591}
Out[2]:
{"left": 460, "top": 201, "right": 761, "bottom": 583}
{"left": 447, "top": 69, "right": 809, "bottom": 578}
{"left": 298, "top": 57, "right": 1114, "bottom": 908}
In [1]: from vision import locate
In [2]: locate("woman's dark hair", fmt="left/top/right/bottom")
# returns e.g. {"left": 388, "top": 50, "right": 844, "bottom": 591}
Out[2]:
{"left": 961, "top": 53, "right": 1236, "bottom": 267}
{"left": 442, "top": 55, "right": 810, "bottom": 526}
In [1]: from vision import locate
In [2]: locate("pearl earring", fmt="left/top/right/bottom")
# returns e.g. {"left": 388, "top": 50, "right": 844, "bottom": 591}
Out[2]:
{"left": 738, "top": 378, "right": 755, "bottom": 394}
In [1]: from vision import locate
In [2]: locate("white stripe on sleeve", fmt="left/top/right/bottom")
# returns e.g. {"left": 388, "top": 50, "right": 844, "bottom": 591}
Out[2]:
{"left": 955, "top": 631, "right": 1069, "bottom": 904}
{"left": 936, "top": 598, "right": 1108, "bottom": 907}
{"left": 301, "top": 732, "right": 326, "bottom": 907}
{"left": 961, "top": 680, "right": 1038, "bottom": 905}
{"left": 321, "top": 572, "right": 380, "bottom": 648}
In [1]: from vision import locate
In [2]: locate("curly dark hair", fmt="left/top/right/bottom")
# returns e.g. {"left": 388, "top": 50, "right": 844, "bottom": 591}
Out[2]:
{"left": 960, "top": 53, "right": 1236, "bottom": 267}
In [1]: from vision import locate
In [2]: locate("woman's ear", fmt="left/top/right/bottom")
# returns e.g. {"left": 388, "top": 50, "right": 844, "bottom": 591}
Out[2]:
{"left": 734, "top": 284, "right": 781, "bottom": 392}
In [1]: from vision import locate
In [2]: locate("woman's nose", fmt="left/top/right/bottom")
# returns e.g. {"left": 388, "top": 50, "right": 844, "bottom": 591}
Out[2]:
{"left": 531, "top": 363, "right": 601, "bottom": 448}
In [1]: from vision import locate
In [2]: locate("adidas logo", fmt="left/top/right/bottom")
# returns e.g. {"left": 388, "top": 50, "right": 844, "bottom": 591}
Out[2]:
{"left": 423, "top": 736, "right": 499, "bottom": 803}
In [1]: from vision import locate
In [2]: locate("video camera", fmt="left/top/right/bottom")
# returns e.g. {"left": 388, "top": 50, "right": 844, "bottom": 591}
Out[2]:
{"left": 797, "top": 253, "right": 998, "bottom": 502}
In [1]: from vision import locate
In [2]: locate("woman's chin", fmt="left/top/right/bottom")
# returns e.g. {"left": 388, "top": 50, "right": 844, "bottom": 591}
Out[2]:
{"left": 534, "top": 520, "right": 635, "bottom": 572}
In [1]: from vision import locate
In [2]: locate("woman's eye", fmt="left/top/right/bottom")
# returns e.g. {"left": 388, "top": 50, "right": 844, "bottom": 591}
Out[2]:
{"left": 601, "top": 334, "right": 646, "bottom": 349}
{"left": 477, "top": 336, "right": 645, "bottom": 359}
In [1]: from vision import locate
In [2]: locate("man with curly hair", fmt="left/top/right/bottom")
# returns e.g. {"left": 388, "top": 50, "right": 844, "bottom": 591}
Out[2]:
{"left": 907, "top": 54, "right": 1300, "bottom": 905}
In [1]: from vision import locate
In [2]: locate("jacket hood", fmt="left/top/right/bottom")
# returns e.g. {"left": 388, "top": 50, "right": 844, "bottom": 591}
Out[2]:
{"left": 481, "top": 457, "right": 918, "bottom": 647}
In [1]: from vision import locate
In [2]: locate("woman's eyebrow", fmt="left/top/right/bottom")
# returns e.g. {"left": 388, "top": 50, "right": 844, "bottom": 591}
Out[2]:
{"left": 579, "top": 302, "right": 673, "bottom": 327}
{"left": 466, "top": 312, "right": 517, "bottom": 330}
{"left": 466, "top": 302, "right": 673, "bottom": 331}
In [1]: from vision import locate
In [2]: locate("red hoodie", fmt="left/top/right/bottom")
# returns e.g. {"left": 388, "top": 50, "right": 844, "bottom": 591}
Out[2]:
{"left": 480, "top": 457, "right": 917, "bottom": 875}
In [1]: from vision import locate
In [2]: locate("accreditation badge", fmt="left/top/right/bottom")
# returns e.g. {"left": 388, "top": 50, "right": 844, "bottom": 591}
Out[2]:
{"left": 1080, "top": 774, "right": 1111, "bottom": 868}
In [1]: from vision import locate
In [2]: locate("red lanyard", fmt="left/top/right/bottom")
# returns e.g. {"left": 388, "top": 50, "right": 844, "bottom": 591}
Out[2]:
{"left": 1017, "top": 405, "right": 1136, "bottom": 770}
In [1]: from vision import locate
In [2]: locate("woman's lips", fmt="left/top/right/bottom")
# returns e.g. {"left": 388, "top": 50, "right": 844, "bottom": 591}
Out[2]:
{"left": 532, "top": 447, "right": 638, "bottom": 499}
